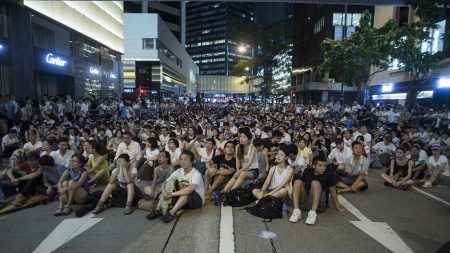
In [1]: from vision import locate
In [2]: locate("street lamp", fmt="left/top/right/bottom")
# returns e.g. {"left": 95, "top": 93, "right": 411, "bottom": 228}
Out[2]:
{"left": 245, "top": 67, "right": 250, "bottom": 71}
{"left": 238, "top": 45, "right": 247, "bottom": 53}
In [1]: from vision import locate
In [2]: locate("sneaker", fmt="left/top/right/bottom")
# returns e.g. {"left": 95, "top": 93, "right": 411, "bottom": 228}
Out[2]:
{"left": 289, "top": 208, "right": 301, "bottom": 223}
{"left": 421, "top": 182, "right": 432, "bottom": 188}
{"left": 11, "top": 194, "right": 26, "bottom": 206}
{"left": 305, "top": 210, "right": 317, "bottom": 225}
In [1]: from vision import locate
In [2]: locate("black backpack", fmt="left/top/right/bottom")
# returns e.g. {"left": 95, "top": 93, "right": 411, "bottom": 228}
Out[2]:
{"left": 224, "top": 186, "right": 254, "bottom": 207}
{"left": 246, "top": 195, "right": 283, "bottom": 221}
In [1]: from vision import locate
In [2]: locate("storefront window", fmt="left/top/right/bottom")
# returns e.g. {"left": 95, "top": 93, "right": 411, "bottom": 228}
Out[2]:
{"left": 0, "top": 4, "right": 10, "bottom": 38}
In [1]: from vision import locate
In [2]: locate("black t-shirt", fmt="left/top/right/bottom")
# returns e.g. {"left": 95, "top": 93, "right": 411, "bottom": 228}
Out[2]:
{"left": 212, "top": 154, "right": 236, "bottom": 173}
{"left": 301, "top": 167, "right": 337, "bottom": 192}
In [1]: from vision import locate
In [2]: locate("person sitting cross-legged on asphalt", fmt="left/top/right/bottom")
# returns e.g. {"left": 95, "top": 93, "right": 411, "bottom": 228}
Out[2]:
{"left": 381, "top": 147, "right": 415, "bottom": 190}
{"left": 146, "top": 150, "right": 204, "bottom": 223}
{"left": 289, "top": 156, "right": 346, "bottom": 224}
{"left": 252, "top": 147, "right": 294, "bottom": 200}
{"left": 56, "top": 154, "right": 89, "bottom": 216}
{"left": 336, "top": 141, "right": 370, "bottom": 193}
{"left": 422, "top": 144, "right": 450, "bottom": 188}
{"left": 204, "top": 141, "right": 237, "bottom": 200}
{"left": 147, "top": 151, "right": 174, "bottom": 199}
{"left": 39, "top": 155, "right": 67, "bottom": 202}
{"left": 93, "top": 153, "right": 138, "bottom": 215}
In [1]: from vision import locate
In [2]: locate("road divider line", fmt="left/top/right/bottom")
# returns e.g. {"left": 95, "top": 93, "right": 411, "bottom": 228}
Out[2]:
{"left": 411, "top": 186, "right": 450, "bottom": 208}
{"left": 219, "top": 205, "right": 235, "bottom": 253}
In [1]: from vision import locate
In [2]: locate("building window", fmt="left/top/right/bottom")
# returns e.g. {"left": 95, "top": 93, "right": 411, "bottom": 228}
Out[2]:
{"left": 421, "top": 20, "right": 446, "bottom": 54}
{"left": 143, "top": 38, "right": 155, "bottom": 50}
{"left": 0, "top": 5, "right": 10, "bottom": 38}
{"left": 333, "top": 13, "right": 362, "bottom": 27}
{"left": 32, "top": 24, "right": 55, "bottom": 50}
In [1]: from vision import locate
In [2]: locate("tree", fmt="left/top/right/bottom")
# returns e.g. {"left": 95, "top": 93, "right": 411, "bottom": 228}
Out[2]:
{"left": 230, "top": 18, "right": 292, "bottom": 103}
{"left": 319, "top": 10, "right": 395, "bottom": 102}
{"left": 390, "top": 19, "right": 444, "bottom": 104}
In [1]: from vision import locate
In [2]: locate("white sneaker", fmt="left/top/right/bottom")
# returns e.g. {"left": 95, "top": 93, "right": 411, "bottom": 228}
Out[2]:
{"left": 421, "top": 182, "right": 432, "bottom": 188}
{"left": 305, "top": 210, "right": 317, "bottom": 225}
{"left": 289, "top": 208, "right": 301, "bottom": 223}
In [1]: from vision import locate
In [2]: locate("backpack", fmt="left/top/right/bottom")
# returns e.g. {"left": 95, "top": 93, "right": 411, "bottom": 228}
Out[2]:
{"left": 245, "top": 195, "right": 283, "bottom": 221}
{"left": 224, "top": 185, "right": 254, "bottom": 207}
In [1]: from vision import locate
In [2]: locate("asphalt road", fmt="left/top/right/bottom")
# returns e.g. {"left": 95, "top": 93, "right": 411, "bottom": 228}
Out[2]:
{"left": 0, "top": 171, "right": 449, "bottom": 253}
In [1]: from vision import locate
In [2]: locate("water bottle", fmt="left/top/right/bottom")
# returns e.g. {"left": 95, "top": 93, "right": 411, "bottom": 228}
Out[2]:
{"left": 282, "top": 202, "right": 288, "bottom": 218}
{"left": 214, "top": 191, "right": 221, "bottom": 206}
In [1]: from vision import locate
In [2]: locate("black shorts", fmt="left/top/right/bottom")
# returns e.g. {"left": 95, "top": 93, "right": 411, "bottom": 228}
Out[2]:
{"left": 185, "top": 191, "right": 203, "bottom": 209}
{"left": 248, "top": 169, "right": 259, "bottom": 179}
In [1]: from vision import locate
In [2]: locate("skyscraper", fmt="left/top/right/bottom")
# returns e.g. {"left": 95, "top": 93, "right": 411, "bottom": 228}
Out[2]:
{"left": 186, "top": 2, "right": 254, "bottom": 75}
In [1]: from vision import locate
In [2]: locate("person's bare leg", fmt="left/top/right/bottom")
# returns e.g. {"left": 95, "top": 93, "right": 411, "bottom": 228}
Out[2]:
{"left": 206, "top": 175, "right": 225, "bottom": 196}
{"left": 169, "top": 195, "right": 187, "bottom": 215}
{"left": 292, "top": 180, "right": 305, "bottom": 209}
{"left": 231, "top": 172, "right": 253, "bottom": 190}
{"left": 310, "top": 180, "right": 322, "bottom": 212}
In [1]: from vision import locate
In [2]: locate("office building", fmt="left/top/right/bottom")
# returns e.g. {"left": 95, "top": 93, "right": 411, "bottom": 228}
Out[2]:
{"left": 122, "top": 13, "right": 198, "bottom": 100}
{"left": 186, "top": 2, "right": 254, "bottom": 75}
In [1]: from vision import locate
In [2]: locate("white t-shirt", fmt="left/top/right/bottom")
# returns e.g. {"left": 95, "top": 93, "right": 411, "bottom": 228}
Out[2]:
{"left": 198, "top": 148, "right": 216, "bottom": 162}
{"left": 166, "top": 167, "right": 204, "bottom": 203}
{"left": 288, "top": 155, "right": 306, "bottom": 173}
{"left": 372, "top": 141, "right": 396, "bottom": 154}
{"left": 50, "top": 150, "right": 75, "bottom": 168}
{"left": 23, "top": 141, "right": 43, "bottom": 152}
{"left": 427, "top": 155, "right": 450, "bottom": 177}
{"left": 328, "top": 146, "right": 352, "bottom": 164}
{"left": 144, "top": 148, "right": 160, "bottom": 160}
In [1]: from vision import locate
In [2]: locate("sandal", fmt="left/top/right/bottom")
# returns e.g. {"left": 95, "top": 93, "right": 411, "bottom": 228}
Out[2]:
{"left": 61, "top": 206, "right": 72, "bottom": 216}
{"left": 146, "top": 210, "right": 162, "bottom": 220}
{"left": 124, "top": 205, "right": 133, "bottom": 215}
{"left": 92, "top": 204, "right": 105, "bottom": 214}
{"left": 162, "top": 212, "right": 175, "bottom": 223}
{"left": 54, "top": 207, "right": 63, "bottom": 216}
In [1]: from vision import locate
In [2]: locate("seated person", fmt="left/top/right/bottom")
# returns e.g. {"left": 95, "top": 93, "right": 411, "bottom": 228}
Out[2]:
{"left": 408, "top": 145, "right": 427, "bottom": 181}
{"left": 252, "top": 148, "right": 294, "bottom": 200}
{"left": 192, "top": 138, "right": 217, "bottom": 176}
{"left": 381, "top": 147, "right": 415, "bottom": 190}
{"left": 2, "top": 129, "right": 20, "bottom": 156}
{"left": 327, "top": 138, "right": 352, "bottom": 171}
{"left": 50, "top": 138, "right": 75, "bottom": 168}
{"left": 56, "top": 154, "right": 89, "bottom": 216}
{"left": 289, "top": 156, "right": 346, "bottom": 224}
{"left": 287, "top": 143, "right": 306, "bottom": 176}
{"left": 222, "top": 131, "right": 259, "bottom": 193}
{"left": 254, "top": 138, "right": 269, "bottom": 181}
{"left": 146, "top": 150, "right": 204, "bottom": 223}
{"left": 39, "top": 155, "right": 67, "bottom": 199}
{"left": 86, "top": 140, "right": 110, "bottom": 185}
{"left": 6, "top": 151, "right": 43, "bottom": 206}
{"left": 336, "top": 141, "right": 370, "bottom": 193}
{"left": 147, "top": 151, "right": 174, "bottom": 199}
{"left": 204, "top": 141, "right": 237, "bottom": 199}
{"left": 23, "top": 129, "right": 43, "bottom": 152}
{"left": 93, "top": 154, "right": 139, "bottom": 215}
{"left": 422, "top": 144, "right": 450, "bottom": 188}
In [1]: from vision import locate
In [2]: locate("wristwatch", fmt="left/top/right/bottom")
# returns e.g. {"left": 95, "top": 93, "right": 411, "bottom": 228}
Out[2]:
{"left": 168, "top": 192, "right": 173, "bottom": 197}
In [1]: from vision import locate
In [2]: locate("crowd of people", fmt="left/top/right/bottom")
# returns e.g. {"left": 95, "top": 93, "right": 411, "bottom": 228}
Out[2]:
{"left": 0, "top": 94, "right": 449, "bottom": 225}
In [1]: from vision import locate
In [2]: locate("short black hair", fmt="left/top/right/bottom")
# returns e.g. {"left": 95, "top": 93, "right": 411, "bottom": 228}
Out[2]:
{"left": 312, "top": 155, "right": 327, "bottom": 165}
{"left": 117, "top": 153, "right": 130, "bottom": 162}
{"left": 39, "top": 155, "right": 55, "bottom": 166}
{"left": 352, "top": 141, "right": 362, "bottom": 149}
{"left": 272, "top": 130, "right": 283, "bottom": 138}
{"left": 181, "top": 150, "right": 195, "bottom": 163}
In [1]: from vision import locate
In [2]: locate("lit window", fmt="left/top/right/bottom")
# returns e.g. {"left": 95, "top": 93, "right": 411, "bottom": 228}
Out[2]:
{"left": 352, "top": 13, "right": 361, "bottom": 26}
{"left": 333, "top": 13, "right": 343, "bottom": 26}
{"left": 142, "top": 38, "right": 155, "bottom": 50}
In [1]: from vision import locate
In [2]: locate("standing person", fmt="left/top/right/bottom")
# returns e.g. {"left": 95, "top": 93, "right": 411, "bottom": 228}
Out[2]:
{"left": 251, "top": 148, "right": 294, "bottom": 200}
{"left": 422, "top": 144, "right": 450, "bottom": 188}
{"left": 64, "top": 95, "right": 75, "bottom": 121}
{"left": 56, "top": 154, "right": 89, "bottom": 216}
{"left": 146, "top": 150, "right": 204, "bottom": 223}
{"left": 93, "top": 154, "right": 139, "bottom": 215}
{"left": 336, "top": 141, "right": 370, "bottom": 193}
{"left": 289, "top": 156, "right": 346, "bottom": 224}
{"left": 381, "top": 147, "right": 415, "bottom": 190}
{"left": 222, "top": 130, "right": 258, "bottom": 193}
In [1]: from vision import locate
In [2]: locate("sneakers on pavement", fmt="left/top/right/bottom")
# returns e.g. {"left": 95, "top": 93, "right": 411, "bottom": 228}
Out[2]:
{"left": 305, "top": 210, "right": 317, "bottom": 225}
{"left": 289, "top": 208, "right": 301, "bottom": 223}
{"left": 421, "top": 181, "right": 432, "bottom": 188}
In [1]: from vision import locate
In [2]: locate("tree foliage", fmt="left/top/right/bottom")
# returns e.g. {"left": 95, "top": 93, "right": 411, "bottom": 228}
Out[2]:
{"left": 318, "top": 10, "right": 395, "bottom": 101}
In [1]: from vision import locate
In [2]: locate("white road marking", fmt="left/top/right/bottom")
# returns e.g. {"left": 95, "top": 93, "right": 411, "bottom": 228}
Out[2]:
{"left": 411, "top": 186, "right": 450, "bottom": 208}
{"left": 338, "top": 195, "right": 413, "bottom": 253}
{"left": 219, "top": 205, "right": 235, "bottom": 253}
{"left": 33, "top": 213, "right": 103, "bottom": 253}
